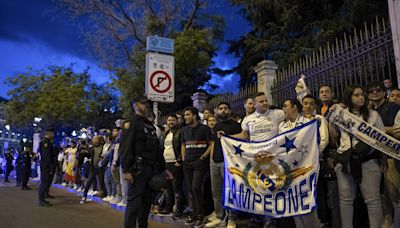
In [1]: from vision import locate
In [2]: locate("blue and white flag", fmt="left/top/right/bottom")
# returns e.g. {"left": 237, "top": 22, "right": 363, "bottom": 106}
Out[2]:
{"left": 221, "top": 120, "right": 320, "bottom": 218}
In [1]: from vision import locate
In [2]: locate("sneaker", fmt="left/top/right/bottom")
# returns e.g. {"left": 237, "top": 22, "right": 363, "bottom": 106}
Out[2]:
{"left": 109, "top": 196, "right": 121, "bottom": 205}
{"left": 73, "top": 184, "right": 78, "bottom": 190}
{"left": 117, "top": 201, "right": 127, "bottom": 207}
{"left": 227, "top": 220, "right": 236, "bottom": 228}
{"left": 102, "top": 196, "right": 112, "bottom": 202}
{"left": 185, "top": 215, "right": 196, "bottom": 225}
{"left": 205, "top": 218, "right": 222, "bottom": 228}
{"left": 92, "top": 191, "right": 99, "bottom": 196}
{"left": 61, "top": 183, "right": 67, "bottom": 187}
{"left": 172, "top": 209, "right": 183, "bottom": 219}
{"left": 194, "top": 216, "right": 205, "bottom": 228}
{"left": 150, "top": 205, "right": 159, "bottom": 214}
{"left": 206, "top": 211, "right": 217, "bottom": 222}
{"left": 80, "top": 197, "right": 87, "bottom": 204}
{"left": 158, "top": 209, "right": 172, "bottom": 216}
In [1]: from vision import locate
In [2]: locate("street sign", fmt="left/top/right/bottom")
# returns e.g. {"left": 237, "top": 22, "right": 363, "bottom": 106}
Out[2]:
{"left": 145, "top": 53, "right": 174, "bottom": 103}
{"left": 146, "top": 36, "right": 174, "bottom": 54}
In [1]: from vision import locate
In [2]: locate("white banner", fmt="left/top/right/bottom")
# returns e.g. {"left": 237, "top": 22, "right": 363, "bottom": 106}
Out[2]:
{"left": 329, "top": 106, "right": 400, "bottom": 160}
{"left": 221, "top": 120, "right": 320, "bottom": 217}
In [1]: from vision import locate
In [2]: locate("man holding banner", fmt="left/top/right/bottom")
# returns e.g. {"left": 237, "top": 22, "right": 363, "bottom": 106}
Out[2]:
{"left": 279, "top": 97, "right": 328, "bottom": 228}
{"left": 222, "top": 114, "right": 321, "bottom": 225}
{"left": 233, "top": 92, "right": 286, "bottom": 227}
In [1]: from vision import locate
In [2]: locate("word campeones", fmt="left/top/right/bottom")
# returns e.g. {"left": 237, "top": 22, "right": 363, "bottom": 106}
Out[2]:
{"left": 225, "top": 172, "right": 317, "bottom": 216}
{"left": 358, "top": 123, "right": 400, "bottom": 151}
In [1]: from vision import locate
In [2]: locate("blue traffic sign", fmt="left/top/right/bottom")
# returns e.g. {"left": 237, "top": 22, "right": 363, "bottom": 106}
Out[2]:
{"left": 146, "top": 36, "right": 174, "bottom": 54}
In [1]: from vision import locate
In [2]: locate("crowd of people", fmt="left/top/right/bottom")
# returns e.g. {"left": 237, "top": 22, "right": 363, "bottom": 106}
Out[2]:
{"left": 3, "top": 77, "right": 400, "bottom": 228}
{"left": 115, "top": 78, "right": 400, "bottom": 228}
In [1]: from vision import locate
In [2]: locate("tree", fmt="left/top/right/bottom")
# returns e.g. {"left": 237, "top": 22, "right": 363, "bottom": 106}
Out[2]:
{"left": 4, "top": 66, "right": 119, "bottom": 129}
{"left": 228, "top": 0, "right": 389, "bottom": 86}
{"left": 57, "top": 0, "right": 225, "bottom": 114}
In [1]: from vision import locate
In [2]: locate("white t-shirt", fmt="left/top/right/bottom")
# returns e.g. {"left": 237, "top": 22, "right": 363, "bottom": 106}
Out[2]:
{"left": 279, "top": 114, "right": 329, "bottom": 152}
{"left": 337, "top": 109, "right": 384, "bottom": 154}
{"left": 278, "top": 115, "right": 309, "bottom": 133}
{"left": 241, "top": 109, "right": 286, "bottom": 141}
{"left": 163, "top": 131, "right": 176, "bottom": 163}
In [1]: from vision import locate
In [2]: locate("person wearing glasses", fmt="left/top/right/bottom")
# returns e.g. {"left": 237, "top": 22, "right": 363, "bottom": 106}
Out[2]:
{"left": 366, "top": 81, "right": 400, "bottom": 228}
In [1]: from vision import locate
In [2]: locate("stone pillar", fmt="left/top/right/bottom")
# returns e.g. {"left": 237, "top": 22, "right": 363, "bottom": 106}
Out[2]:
{"left": 388, "top": 0, "right": 400, "bottom": 88}
{"left": 191, "top": 91, "right": 208, "bottom": 112}
{"left": 254, "top": 60, "right": 278, "bottom": 104}
{"left": 33, "top": 132, "right": 40, "bottom": 153}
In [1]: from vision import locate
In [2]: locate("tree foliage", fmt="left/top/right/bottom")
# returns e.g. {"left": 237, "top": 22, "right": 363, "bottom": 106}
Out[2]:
{"left": 5, "top": 66, "right": 118, "bottom": 129}
{"left": 57, "top": 0, "right": 225, "bottom": 114}
{"left": 228, "top": 0, "right": 389, "bottom": 86}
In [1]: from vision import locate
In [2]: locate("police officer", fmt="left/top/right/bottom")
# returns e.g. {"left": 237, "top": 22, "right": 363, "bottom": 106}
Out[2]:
{"left": 120, "top": 95, "right": 172, "bottom": 228}
{"left": 4, "top": 149, "right": 13, "bottom": 183}
{"left": 38, "top": 129, "right": 55, "bottom": 206}
{"left": 16, "top": 150, "right": 23, "bottom": 187}
{"left": 21, "top": 145, "right": 33, "bottom": 190}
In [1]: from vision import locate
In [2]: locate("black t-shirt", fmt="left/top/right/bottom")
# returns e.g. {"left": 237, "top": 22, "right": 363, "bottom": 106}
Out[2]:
{"left": 376, "top": 101, "right": 400, "bottom": 126}
{"left": 213, "top": 119, "right": 242, "bottom": 162}
{"left": 181, "top": 124, "right": 212, "bottom": 162}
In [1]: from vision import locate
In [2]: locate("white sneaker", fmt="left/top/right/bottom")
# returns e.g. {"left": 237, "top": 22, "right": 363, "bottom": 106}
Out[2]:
{"left": 80, "top": 197, "right": 87, "bottom": 204}
{"left": 102, "top": 196, "right": 112, "bottom": 202}
{"left": 88, "top": 190, "right": 94, "bottom": 195}
{"left": 110, "top": 196, "right": 121, "bottom": 204}
{"left": 73, "top": 184, "right": 78, "bottom": 190}
{"left": 92, "top": 191, "right": 99, "bottom": 196}
{"left": 206, "top": 211, "right": 217, "bottom": 222}
{"left": 205, "top": 218, "right": 222, "bottom": 228}
{"left": 61, "top": 183, "right": 67, "bottom": 187}
{"left": 227, "top": 220, "right": 236, "bottom": 228}
{"left": 117, "top": 201, "right": 127, "bottom": 207}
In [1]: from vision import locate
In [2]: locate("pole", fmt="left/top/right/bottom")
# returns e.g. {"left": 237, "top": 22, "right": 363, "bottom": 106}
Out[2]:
{"left": 388, "top": 0, "right": 400, "bottom": 87}
{"left": 153, "top": 101, "right": 159, "bottom": 125}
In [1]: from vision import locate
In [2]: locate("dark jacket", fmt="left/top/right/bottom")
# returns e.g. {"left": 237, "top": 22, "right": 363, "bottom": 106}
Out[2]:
{"left": 119, "top": 114, "right": 166, "bottom": 173}
{"left": 39, "top": 138, "right": 56, "bottom": 168}
{"left": 162, "top": 128, "right": 183, "bottom": 164}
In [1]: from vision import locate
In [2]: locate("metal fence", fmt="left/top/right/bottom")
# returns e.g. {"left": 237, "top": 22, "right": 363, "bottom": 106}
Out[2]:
{"left": 206, "top": 83, "right": 258, "bottom": 116}
{"left": 272, "top": 17, "right": 396, "bottom": 106}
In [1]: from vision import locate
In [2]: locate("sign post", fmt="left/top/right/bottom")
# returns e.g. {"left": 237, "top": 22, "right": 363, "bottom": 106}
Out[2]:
{"left": 145, "top": 36, "right": 174, "bottom": 124}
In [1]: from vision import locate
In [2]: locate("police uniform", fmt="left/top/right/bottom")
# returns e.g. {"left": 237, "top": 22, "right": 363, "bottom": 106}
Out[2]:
{"left": 38, "top": 137, "right": 55, "bottom": 205}
{"left": 21, "top": 147, "right": 33, "bottom": 190}
{"left": 120, "top": 113, "right": 166, "bottom": 228}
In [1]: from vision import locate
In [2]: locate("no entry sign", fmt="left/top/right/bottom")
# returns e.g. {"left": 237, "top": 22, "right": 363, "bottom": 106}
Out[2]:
{"left": 145, "top": 53, "right": 174, "bottom": 103}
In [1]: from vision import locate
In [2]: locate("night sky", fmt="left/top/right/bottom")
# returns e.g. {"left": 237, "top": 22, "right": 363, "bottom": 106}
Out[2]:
{"left": 0, "top": 0, "right": 251, "bottom": 98}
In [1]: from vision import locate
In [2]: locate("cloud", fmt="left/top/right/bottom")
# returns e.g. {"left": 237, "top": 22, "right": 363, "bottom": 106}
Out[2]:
{"left": 0, "top": 0, "right": 90, "bottom": 59}
{"left": 0, "top": 38, "right": 111, "bottom": 98}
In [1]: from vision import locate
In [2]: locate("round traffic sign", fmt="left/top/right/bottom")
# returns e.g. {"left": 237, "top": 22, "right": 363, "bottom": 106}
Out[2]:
{"left": 150, "top": 70, "right": 172, "bottom": 93}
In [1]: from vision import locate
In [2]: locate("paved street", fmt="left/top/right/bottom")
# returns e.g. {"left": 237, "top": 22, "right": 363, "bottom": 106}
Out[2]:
{"left": 0, "top": 176, "right": 189, "bottom": 228}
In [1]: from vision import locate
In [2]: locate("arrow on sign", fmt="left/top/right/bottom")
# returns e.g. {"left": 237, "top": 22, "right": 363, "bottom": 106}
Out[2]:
{"left": 155, "top": 76, "right": 167, "bottom": 88}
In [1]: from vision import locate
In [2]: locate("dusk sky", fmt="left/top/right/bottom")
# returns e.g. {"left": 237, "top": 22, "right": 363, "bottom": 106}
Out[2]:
{"left": 0, "top": 0, "right": 252, "bottom": 98}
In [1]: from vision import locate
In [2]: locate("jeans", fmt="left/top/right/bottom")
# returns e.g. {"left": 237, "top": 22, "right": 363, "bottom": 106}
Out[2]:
{"left": 83, "top": 168, "right": 100, "bottom": 197}
{"left": 104, "top": 167, "right": 116, "bottom": 196}
{"left": 120, "top": 165, "right": 128, "bottom": 204}
{"left": 335, "top": 159, "right": 383, "bottom": 228}
{"left": 183, "top": 159, "right": 208, "bottom": 218}
{"left": 210, "top": 160, "right": 225, "bottom": 220}
{"left": 165, "top": 162, "right": 185, "bottom": 211}
{"left": 382, "top": 159, "right": 400, "bottom": 228}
